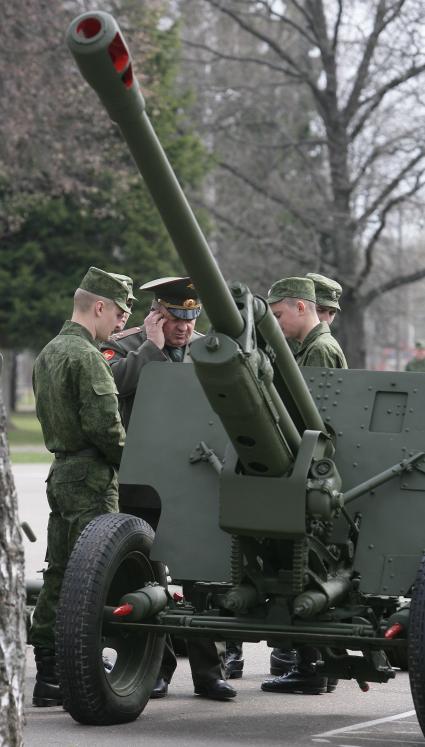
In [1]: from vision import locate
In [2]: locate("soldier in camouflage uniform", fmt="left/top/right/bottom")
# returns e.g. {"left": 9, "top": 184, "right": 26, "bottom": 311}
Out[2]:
{"left": 405, "top": 341, "right": 425, "bottom": 372}
{"left": 261, "top": 276, "right": 347, "bottom": 696}
{"left": 101, "top": 276, "right": 236, "bottom": 702}
{"left": 268, "top": 276, "right": 346, "bottom": 368}
{"left": 30, "top": 267, "right": 129, "bottom": 707}
{"left": 273, "top": 274, "right": 343, "bottom": 357}
{"left": 306, "top": 272, "right": 342, "bottom": 326}
{"left": 225, "top": 275, "right": 346, "bottom": 682}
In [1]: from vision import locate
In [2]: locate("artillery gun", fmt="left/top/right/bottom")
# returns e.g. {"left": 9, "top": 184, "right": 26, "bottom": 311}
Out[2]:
{"left": 58, "top": 10, "right": 425, "bottom": 730}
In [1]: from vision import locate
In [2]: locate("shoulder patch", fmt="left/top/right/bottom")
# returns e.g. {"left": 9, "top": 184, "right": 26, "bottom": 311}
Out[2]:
{"left": 102, "top": 349, "right": 116, "bottom": 361}
{"left": 110, "top": 326, "right": 143, "bottom": 341}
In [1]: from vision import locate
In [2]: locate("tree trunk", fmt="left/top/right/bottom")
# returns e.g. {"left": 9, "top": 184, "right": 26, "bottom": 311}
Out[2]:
{"left": 10, "top": 353, "right": 17, "bottom": 413}
{"left": 338, "top": 290, "right": 366, "bottom": 369}
{"left": 0, "top": 350, "right": 15, "bottom": 421}
{"left": 0, "top": 354, "right": 26, "bottom": 746}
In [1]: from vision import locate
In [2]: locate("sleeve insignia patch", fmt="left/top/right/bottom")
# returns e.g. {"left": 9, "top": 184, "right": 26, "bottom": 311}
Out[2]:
{"left": 102, "top": 349, "right": 116, "bottom": 361}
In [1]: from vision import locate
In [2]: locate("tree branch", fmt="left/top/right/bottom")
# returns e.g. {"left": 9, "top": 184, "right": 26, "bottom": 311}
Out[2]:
{"left": 254, "top": 0, "right": 317, "bottom": 47}
{"left": 331, "top": 0, "right": 343, "bottom": 52}
{"left": 350, "top": 131, "right": 419, "bottom": 191}
{"left": 358, "top": 173, "right": 425, "bottom": 286}
{"left": 287, "top": 0, "right": 314, "bottom": 26}
{"left": 182, "top": 38, "right": 296, "bottom": 77}
{"left": 361, "top": 267, "right": 425, "bottom": 307}
{"left": 357, "top": 151, "right": 425, "bottom": 225}
{"left": 193, "top": 195, "right": 310, "bottom": 262}
{"left": 304, "top": 0, "right": 339, "bottom": 116}
{"left": 203, "top": 0, "right": 318, "bottom": 88}
{"left": 349, "top": 61, "right": 425, "bottom": 141}
{"left": 343, "top": 0, "right": 406, "bottom": 125}
{"left": 217, "top": 159, "right": 326, "bottom": 233}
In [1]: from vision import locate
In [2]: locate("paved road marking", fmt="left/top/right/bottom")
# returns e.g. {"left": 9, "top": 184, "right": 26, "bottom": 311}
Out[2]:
{"left": 312, "top": 710, "right": 416, "bottom": 739}
{"left": 330, "top": 743, "right": 423, "bottom": 747}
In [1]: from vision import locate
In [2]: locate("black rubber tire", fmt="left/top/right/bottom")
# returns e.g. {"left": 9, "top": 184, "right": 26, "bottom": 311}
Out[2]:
{"left": 388, "top": 647, "right": 408, "bottom": 671}
{"left": 408, "top": 554, "right": 425, "bottom": 736}
{"left": 56, "top": 513, "right": 166, "bottom": 725}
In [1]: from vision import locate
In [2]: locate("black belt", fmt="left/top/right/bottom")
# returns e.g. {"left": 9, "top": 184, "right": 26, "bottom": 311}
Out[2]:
{"left": 54, "top": 448, "right": 100, "bottom": 459}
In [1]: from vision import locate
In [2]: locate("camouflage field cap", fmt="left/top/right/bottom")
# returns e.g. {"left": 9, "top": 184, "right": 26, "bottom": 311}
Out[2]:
{"left": 267, "top": 277, "right": 316, "bottom": 304}
{"left": 79, "top": 267, "right": 132, "bottom": 314}
{"left": 109, "top": 272, "right": 137, "bottom": 303}
{"left": 139, "top": 276, "right": 202, "bottom": 320}
{"left": 306, "top": 272, "right": 342, "bottom": 310}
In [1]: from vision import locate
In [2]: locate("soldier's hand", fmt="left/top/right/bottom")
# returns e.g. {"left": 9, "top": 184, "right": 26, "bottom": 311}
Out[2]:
{"left": 144, "top": 310, "right": 166, "bottom": 349}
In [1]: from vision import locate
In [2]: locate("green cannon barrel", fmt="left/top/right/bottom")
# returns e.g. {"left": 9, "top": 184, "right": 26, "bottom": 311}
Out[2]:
{"left": 254, "top": 300, "right": 326, "bottom": 434}
{"left": 66, "top": 11, "right": 326, "bottom": 476}
{"left": 66, "top": 11, "right": 242, "bottom": 339}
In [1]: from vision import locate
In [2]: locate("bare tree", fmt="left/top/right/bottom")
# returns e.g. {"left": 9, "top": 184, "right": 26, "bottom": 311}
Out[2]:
{"left": 0, "top": 0, "right": 169, "bottom": 233}
{"left": 0, "top": 355, "right": 26, "bottom": 747}
{"left": 180, "top": 0, "right": 425, "bottom": 366}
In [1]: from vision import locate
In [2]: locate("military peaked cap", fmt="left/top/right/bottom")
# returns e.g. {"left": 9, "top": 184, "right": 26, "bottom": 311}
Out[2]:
{"left": 139, "top": 276, "right": 202, "bottom": 320}
{"left": 306, "top": 273, "right": 342, "bottom": 310}
{"left": 79, "top": 267, "right": 132, "bottom": 314}
{"left": 267, "top": 277, "right": 316, "bottom": 304}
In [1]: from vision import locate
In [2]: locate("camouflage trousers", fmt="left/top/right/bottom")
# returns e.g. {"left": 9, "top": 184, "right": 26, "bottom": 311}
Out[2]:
{"left": 30, "top": 455, "right": 119, "bottom": 651}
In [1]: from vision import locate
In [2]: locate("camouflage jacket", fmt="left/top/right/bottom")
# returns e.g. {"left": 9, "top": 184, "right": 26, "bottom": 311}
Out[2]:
{"left": 33, "top": 321, "right": 125, "bottom": 465}
{"left": 295, "top": 322, "right": 347, "bottom": 369}
{"left": 100, "top": 326, "right": 203, "bottom": 428}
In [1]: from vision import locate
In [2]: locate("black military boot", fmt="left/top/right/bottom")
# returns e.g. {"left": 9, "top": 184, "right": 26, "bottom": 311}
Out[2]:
{"left": 261, "top": 647, "right": 329, "bottom": 695}
{"left": 270, "top": 647, "right": 338, "bottom": 692}
{"left": 150, "top": 677, "right": 169, "bottom": 698}
{"left": 33, "top": 647, "right": 63, "bottom": 707}
{"left": 224, "top": 641, "right": 244, "bottom": 679}
{"left": 269, "top": 647, "right": 297, "bottom": 676}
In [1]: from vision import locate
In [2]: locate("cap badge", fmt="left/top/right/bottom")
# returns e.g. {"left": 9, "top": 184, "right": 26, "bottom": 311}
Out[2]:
{"left": 183, "top": 298, "right": 198, "bottom": 309}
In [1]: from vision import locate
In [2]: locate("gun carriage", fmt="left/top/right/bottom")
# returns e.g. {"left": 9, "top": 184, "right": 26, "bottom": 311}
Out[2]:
{"left": 56, "top": 11, "right": 425, "bottom": 731}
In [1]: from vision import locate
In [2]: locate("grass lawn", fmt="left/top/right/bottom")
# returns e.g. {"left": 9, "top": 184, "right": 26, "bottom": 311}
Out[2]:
{"left": 7, "top": 411, "right": 52, "bottom": 463}
{"left": 11, "top": 451, "right": 53, "bottom": 464}
{"left": 7, "top": 411, "right": 43, "bottom": 446}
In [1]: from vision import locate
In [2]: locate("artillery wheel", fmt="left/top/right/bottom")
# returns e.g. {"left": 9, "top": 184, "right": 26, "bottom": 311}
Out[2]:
{"left": 408, "top": 554, "right": 425, "bottom": 735}
{"left": 56, "top": 513, "right": 166, "bottom": 725}
{"left": 388, "top": 647, "right": 408, "bottom": 671}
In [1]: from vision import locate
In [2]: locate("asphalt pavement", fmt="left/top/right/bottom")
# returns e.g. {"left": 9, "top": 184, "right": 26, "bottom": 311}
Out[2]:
{"left": 13, "top": 462, "right": 425, "bottom": 747}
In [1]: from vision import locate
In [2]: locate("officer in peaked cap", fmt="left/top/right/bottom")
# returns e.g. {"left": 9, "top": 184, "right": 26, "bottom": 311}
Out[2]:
{"left": 100, "top": 276, "right": 236, "bottom": 702}
{"left": 405, "top": 340, "right": 425, "bottom": 372}
{"left": 140, "top": 276, "right": 202, "bottom": 319}
{"left": 30, "top": 266, "right": 127, "bottom": 708}
{"left": 306, "top": 273, "right": 342, "bottom": 325}
{"left": 101, "top": 276, "right": 203, "bottom": 426}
